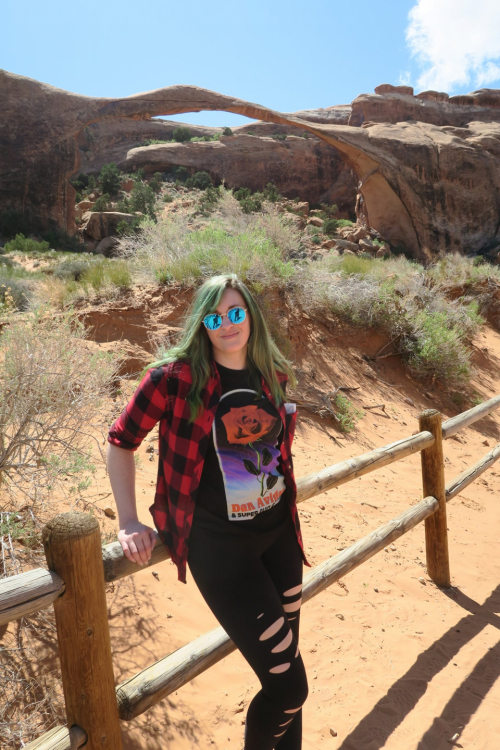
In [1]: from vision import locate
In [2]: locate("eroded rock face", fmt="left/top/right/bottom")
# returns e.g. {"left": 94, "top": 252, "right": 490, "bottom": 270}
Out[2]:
{"left": 119, "top": 135, "right": 357, "bottom": 209}
{"left": 1, "top": 68, "right": 500, "bottom": 260}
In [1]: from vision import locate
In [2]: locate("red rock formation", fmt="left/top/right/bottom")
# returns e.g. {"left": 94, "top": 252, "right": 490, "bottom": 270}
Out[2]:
{"left": 118, "top": 134, "right": 356, "bottom": 209}
{"left": 1, "top": 69, "right": 500, "bottom": 260}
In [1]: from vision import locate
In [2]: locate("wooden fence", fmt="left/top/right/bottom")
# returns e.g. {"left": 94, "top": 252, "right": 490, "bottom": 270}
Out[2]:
{"left": 2, "top": 396, "right": 500, "bottom": 750}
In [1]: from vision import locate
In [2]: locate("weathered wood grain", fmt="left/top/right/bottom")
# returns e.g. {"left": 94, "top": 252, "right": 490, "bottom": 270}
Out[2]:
{"left": 115, "top": 495, "right": 438, "bottom": 719}
{"left": 0, "top": 568, "right": 64, "bottom": 626}
{"left": 23, "top": 725, "right": 87, "bottom": 750}
{"left": 419, "top": 410, "right": 451, "bottom": 588}
{"left": 446, "top": 442, "right": 500, "bottom": 500}
{"left": 43, "top": 512, "right": 123, "bottom": 750}
{"left": 442, "top": 394, "right": 500, "bottom": 439}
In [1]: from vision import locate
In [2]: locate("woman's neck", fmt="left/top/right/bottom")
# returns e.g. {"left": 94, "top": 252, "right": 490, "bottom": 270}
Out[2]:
{"left": 212, "top": 347, "right": 248, "bottom": 370}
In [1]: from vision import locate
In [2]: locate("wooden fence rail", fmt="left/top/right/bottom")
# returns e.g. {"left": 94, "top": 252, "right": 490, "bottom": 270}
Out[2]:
{"left": 3, "top": 393, "right": 500, "bottom": 750}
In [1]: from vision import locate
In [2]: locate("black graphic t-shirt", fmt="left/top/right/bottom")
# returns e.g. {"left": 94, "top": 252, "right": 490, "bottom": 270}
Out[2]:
{"left": 197, "top": 363, "right": 289, "bottom": 529}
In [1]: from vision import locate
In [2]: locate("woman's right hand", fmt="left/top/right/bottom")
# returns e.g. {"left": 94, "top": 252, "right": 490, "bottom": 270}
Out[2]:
{"left": 118, "top": 520, "right": 157, "bottom": 565}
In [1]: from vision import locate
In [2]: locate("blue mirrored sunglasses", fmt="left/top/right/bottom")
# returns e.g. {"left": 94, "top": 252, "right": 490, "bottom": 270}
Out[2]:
{"left": 203, "top": 306, "right": 248, "bottom": 330}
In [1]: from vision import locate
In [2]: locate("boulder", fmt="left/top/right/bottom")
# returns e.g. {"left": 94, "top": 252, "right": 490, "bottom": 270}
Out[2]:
{"left": 358, "top": 238, "right": 376, "bottom": 253}
{"left": 77, "top": 200, "right": 94, "bottom": 211}
{"left": 376, "top": 245, "right": 391, "bottom": 258}
{"left": 308, "top": 216, "right": 324, "bottom": 227}
{"left": 95, "top": 236, "right": 122, "bottom": 257}
{"left": 83, "top": 212, "right": 136, "bottom": 241}
{"left": 294, "top": 201, "right": 310, "bottom": 217}
{"left": 322, "top": 239, "right": 338, "bottom": 249}
{"left": 348, "top": 226, "right": 370, "bottom": 242}
{"left": 375, "top": 84, "right": 415, "bottom": 97}
{"left": 335, "top": 240, "right": 359, "bottom": 254}
{"left": 343, "top": 248, "right": 357, "bottom": 256}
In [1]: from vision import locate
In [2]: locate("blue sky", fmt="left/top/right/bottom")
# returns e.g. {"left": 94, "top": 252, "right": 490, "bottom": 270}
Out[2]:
{"left": 3, "top": 0, "right": 500, "bottom": 126}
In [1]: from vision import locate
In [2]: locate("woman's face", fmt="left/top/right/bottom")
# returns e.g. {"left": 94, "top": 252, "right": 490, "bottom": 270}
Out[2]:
{"left": 204, "top": 288, "right": 251, "bottom": 360}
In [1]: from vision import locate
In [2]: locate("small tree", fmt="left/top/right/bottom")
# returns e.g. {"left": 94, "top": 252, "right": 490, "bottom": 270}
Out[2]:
{"left": 130, "top": 182, "right": 157, "bottom": 218}
{"left": 98, "top": 163, "right": 122, "bottom": 196}
{"left": 91, "top": 194, "right": 111, "bottom": 212}
{"left": 149, "top": 172, "right": 163, "bottom": 193}
{"left": 222, "top": 127, "right": 233, "bottom": 136}
{"left": 172, "top": 126, "right": 192, "bottom": 143}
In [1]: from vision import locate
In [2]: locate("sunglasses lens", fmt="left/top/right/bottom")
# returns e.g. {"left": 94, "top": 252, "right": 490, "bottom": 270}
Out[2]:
{"left": 204, "top": 313, "right": 222, "bottom": 330}
{"left": 228, "top": 307, "right": 246, "bottom": 324}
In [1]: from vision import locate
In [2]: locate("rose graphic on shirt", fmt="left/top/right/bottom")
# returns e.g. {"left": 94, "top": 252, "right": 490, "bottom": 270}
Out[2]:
{"left": 221, "top": 405, "right": 277, "bottom": 445}
{"left": 221, "top": 405, "right": 280, "bottom": 497}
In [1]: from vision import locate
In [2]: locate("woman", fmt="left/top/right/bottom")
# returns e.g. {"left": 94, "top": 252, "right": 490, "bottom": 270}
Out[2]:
{"left": 107, "top": 274, "right": 310, "bottom": 749}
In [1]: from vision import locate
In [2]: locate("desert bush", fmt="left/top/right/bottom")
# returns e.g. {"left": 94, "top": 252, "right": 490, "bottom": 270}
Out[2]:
{"left": 137, "top": 138, "right": 170, "bottom": 146}
{"left": 163, "top": 192, "right": 174, "bottom": 203}
{"left": 4, "top": 234, "right": 50, "bottom": 253}
{"left": 172, "top": 126, "right": 192, "bottom": 143}
{"left": 222, "top": 127, "right": 233, "bottom": 136}
{"left": 299, "top": 256, "right": 482, "bottom": 388}
{"left": 0, "top": 307, "right": 119, "bottom": 501}
{"left": 272, "top": 133, "right": 287, "bottom": 141}
{"left": 323, "top": 218, "right": 339, "bottom": 236}
{"left": 98, "top": 163, "right": 122, "bottom": 196}
{"left": 53, "top": 259, "right": 92, "bottom": 281}
{"left": 131, "top": 168, "right": 146, "bottom": 183}
{"left": 191, "top": 134, "right": 221, "bottom": 142}
{"left": 185, "top": 171, "right": 212, "bottom": 190}
{"left": 0, "top": 278, "right": 33, "bottom": 311}
{"left": 148, "top": 171, "right": 163, "bottom": 193}
{"left": 116, "top": 217, "right": 143, "bottom": 236}
{"left": 333, "top": 393, "right": 364, "bottom": 432}
{"left": 263, "top": 183, "right": 281, "bottom": 203}
{"left": 130, "top": 211, "right": 293, "bottom": 289}
{"left": 129, "top": 182, "right": 157, "bottom": 218}
{"left": 90, "top": 194, "right": 112, "bottom": 212}
{"left": 80, "top": 258, "right": 132, "bottom": 291}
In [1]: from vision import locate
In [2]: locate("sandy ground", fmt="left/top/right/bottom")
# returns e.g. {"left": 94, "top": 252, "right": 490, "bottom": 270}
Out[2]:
{"left": 8, "top": 293, "right": 500, "bottom": 750}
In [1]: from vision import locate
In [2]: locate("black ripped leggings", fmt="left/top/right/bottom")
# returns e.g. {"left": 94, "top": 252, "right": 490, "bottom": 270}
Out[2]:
{"left": 187, "top": 504, "right": 308, "bottom": 750}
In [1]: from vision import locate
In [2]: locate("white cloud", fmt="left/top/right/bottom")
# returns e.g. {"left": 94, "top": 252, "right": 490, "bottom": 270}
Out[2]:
{"left": 406, "top": 0, "right": 500, "bottom": 93}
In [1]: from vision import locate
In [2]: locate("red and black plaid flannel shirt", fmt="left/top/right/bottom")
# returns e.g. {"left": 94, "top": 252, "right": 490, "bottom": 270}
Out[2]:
{"left": 107, "top": 359, "right": 309, "bottom": 583}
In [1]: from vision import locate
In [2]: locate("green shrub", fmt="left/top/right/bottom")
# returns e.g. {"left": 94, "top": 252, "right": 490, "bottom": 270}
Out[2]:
{"left": 222, "top": 127, "right": 233, "bottom": 136}
{"left": 53, "top": 259, "right": 92, "bottom": 281}
{"left": 131, "top": 168, "right": 146, "bottom": 183}
{"left": 246, "top": 130, "right": 256, "bottom": 136}
{"left": 137, "top": 139, "right": 171, "bottom": 146}
{"left": 191, "top": 171, "right": 212, "bottom": 190}
{"left": 234, "top": 187, "right": 251, "bottom": 201}
{"left": 320, "top": 203, "right": 338, "bottom": 219}
{"left": 240, "top": 195, "right": 263, "bottom": 214}
{"left": 149, "top": 172, "right": 163, "bottom": 193}
{"left": 163, "top": 192, "right": 174, "bottom": 203}
{"left": 263, "top": 183, "right": 281, "bottom": 203}
{"left": 91, "top": 194, "right": 112, "bottom": 212}
{"left": 333, "top": 394, "right": 364, "bottom": 433}
{"left": 272, "top": 133, "right": 287, "bottom": 141}
{"left": 323, "top": 219, "right": 338, "bottom": 236}
{"left": 172, "top": 126, "right": 192, "bottom": 143}
{"left": 171, "top": 166, "right": 191, "bottom": 183}
{"left": 116, "top": 217, "right": 142, "bottom": 236}
{"left": 191, "top": 134, "right": 221, "bottom": 142}
{"left": 98, "top": 163, "right": 122, "bottom": 196}
{"left": 4, "top": 234, "right": 50, "bottom": 252}
{"left": 79, "top": 259, "right": 131, "bottom": 291}
{"left": 129, "top": 182, "right": 157, "bottom": 218}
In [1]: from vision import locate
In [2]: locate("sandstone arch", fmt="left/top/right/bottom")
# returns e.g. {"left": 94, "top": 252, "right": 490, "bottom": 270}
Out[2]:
{"left": 1, "top": 69, "right": 499, "bottom": 259}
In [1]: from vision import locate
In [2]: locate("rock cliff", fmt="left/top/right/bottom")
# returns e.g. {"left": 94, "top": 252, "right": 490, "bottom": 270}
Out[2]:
{"left": 1, "top": 69, "right": 500, "bottom": 260}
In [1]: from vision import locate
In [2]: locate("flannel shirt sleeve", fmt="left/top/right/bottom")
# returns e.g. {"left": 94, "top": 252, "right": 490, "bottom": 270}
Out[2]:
{"left": 108, "top": 367, "right": 168, "bottom": 451}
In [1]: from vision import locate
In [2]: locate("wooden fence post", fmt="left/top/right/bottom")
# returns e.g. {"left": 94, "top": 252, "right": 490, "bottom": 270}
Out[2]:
{"left": 419, "top": 409, "right": 451, "bottom": 587}
{"left": 43, "top": 512, "right": 122, "bottom": 750}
